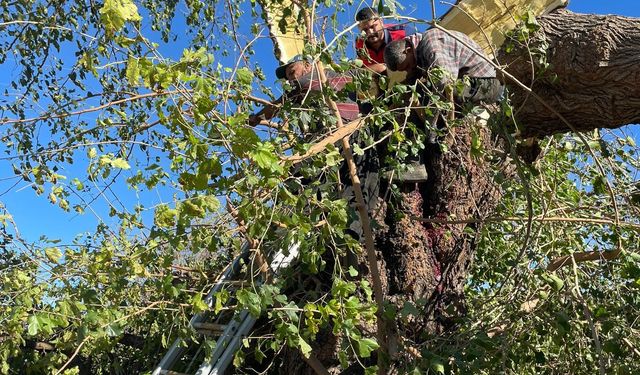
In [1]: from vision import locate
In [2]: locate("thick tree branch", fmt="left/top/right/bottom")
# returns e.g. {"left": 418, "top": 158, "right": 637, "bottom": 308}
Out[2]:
{"left": 500, "top": 9, "right": 640, "bottom": 137}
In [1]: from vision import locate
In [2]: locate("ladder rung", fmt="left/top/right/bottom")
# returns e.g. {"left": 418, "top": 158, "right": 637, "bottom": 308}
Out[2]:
{"left": 192, "top": 322, "right": 228, "bottom": 335}
{"left": 221, "top": 280, "right": 247, "bottom": 287}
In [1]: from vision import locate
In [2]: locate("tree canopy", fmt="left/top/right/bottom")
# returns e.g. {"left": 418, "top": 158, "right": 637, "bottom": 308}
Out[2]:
{"left": 0, "top": 1, "right": 639, "bottom": 374}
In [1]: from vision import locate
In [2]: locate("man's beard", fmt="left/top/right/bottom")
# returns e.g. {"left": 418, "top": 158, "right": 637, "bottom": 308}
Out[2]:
{"left": 366, "top": 32, "right": 382, "bottom": 42}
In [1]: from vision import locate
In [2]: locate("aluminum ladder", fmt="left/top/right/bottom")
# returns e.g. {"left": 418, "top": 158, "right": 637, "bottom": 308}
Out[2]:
{"left": 152, "top": 243, "right": 299, "bottom": 375}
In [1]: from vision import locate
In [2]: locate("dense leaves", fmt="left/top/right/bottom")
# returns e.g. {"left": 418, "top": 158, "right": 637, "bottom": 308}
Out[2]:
{"left": 0, "top": 1, "right": 639, "bottom": 374}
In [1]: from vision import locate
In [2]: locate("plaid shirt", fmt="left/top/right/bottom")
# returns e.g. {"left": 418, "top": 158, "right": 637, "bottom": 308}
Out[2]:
{"left": 416, "top": 28, "right": 495, "bottom": 91}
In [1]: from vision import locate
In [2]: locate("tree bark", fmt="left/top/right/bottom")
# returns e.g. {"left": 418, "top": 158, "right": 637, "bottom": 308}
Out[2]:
{"left": 500, "top": 9, "right": 640, "bottom": 137}
{"left": 379, "top": 117, "right": 508, "bottom": 342}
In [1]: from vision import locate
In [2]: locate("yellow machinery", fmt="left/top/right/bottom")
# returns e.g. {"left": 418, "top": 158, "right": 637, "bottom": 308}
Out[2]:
{"left": 259, "top": 0, "right": 569, "bottom": 63}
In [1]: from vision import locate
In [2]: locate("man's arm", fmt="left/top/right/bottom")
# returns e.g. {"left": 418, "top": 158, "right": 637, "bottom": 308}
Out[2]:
{"left": 362, "top": 62, "right": 387, "bottom": 74}
{"left": 248, "top": 95, "right": 284, "bottom": 126}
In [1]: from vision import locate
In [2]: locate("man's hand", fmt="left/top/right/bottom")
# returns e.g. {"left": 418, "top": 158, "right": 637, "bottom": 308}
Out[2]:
{"left": 365, "top": 63, "right": 387, "bottom": 74}
{"left": 248, "top": 114, "right": 263, "bottom": 126}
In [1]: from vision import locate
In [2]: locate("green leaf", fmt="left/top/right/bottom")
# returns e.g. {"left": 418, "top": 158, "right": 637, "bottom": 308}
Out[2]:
{"left": 198, "top": 158, "right": 222, "bottom": 178}
{"left": 250, "top": 142, "right": 282, "bottom": 173}
{"left": 213, "top": 291, "right": 228, "bottom": 315}
{"left": 254, "top": 346, "right": 266, "bottom": 364}
{"left": 298, "top": 336, "right": 312, "bottom": 358}
{"left": 191, "top": 293, "right": 209, "bottom": 313}
{"left": 228, "top": 113, "right": 249, "bottom": 128}
{"left": 200, "top": 195, "right": 221, "bottom": 212}
{"left": 541, "top": 273, "right": 565, "bottom": 291}
{"left": 181, "top": 199, "right": 205, "bottom": 218}
{"left": 549, "top": 274, "right": 564, "bottom": 291}
{"left": 231, "top": 128, "right": 259, "bottom": 156}
{"left": 154, "top": 204, "right": 177, "bottom": 228}
{"left": 400, "top": 301, "right": 420, "bottom": 318}
{"left": 0, "top": 214, "right": 11, "bottom": 225}
{"left": 105, "top": 323, "right": 123, "bottom": 337}
{"left": 627, "top": 136, "right": 636, "bottom": 147}
{"left": 100, "top": 0, "right": 142, "bottom": 34}
{"left": 191, "top": 171, "right": 209, "bottom": 191}
{"left": 27, "top": 315, "right": 40, "bottom": 336}
{"left": 352, "top": 144, "right": 364, "bottom": 156}
{"left": 325, "top": 148, "right": 343, "bottom": 167}
{"left": 236, "top": 289, "right": 262, "bottom": 317}
{"left": 593, "top": 175, "right": 607, "bottom": 195}
{"left": 126, "top": 56, "right": 140, "bottom": 85}
{"left": 430, "top": 358, "right": 445, "bottom": 374}
{"left": 233, "top": 349, "right": 245, "bottom": 367}
{"left": 356, "top": 337, "right": 379, "bottom": 358}
{"left": 111, "top": 158, "right": 131, "bottom": 170}
{"left": 332, "top": 279, "right": 357, "bottom": 298}
{"left": 348, "top": 266, "right": 358, "bottom": 277}
{"left": 236, "top": 68, "right": 254, "bottom": 86}
{"left": 72, "top": 178, "right": 84, "bottom": 190}
{"left": 471, "top": 130, "right": 482, "bottom": 154}
{"left": 45, "top": 247, "right": 62, "bottom": 264}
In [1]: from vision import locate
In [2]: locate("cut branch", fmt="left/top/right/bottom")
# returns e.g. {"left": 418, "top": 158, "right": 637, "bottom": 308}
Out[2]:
{"left": 546, "top": 249, "right": 622, "bottom": 272}
{"left": 281, "top": 118, "right": 364, "bottom": 163}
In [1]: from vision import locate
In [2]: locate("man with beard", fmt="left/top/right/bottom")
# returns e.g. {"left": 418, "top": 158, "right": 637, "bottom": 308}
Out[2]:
{"left": 355, "top": 7, "right": 410, "bottom": 74}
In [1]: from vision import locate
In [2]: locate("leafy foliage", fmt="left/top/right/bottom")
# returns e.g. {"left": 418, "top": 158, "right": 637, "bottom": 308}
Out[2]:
{"left": 0, "top": 1, "right": 639, "bottom": 375}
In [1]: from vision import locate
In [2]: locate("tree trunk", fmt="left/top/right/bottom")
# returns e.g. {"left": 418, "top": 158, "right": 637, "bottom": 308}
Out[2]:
{"left": 500, "top": 9, "right": 640, "bottom": 137}
{"left": 378, "top": 116, "right": 508, "bottom": 342}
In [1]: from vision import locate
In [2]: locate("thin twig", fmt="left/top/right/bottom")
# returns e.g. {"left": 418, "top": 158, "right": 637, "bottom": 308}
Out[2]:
{"left": 571, "top": 256, "right": 605, "bottom": 375}
{"left": 1, "top": 91, "right": 179, "bottom": 126}
{"left": 431, "top": 0, "right": 437, "bottom": 22}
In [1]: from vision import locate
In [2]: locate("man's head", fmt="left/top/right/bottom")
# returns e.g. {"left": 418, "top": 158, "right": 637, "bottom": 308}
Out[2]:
{"left": 356, "top": 7, "right": 385, "bottom": 49}
{"left": 384, "top": 38, "right": 417, "bottom": 82}
{"left": 275, "top": 55, "right": 313, "bottom": 81}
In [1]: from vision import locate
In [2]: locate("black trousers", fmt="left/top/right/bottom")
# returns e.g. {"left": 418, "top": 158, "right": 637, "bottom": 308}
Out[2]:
{"left": 462, "top": 77, "right": 503, "bottom": 103}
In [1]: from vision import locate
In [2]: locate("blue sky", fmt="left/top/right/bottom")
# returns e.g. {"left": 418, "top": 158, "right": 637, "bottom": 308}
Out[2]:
{"left": 1, "top": 0, "right": 638, "bottom": 244}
